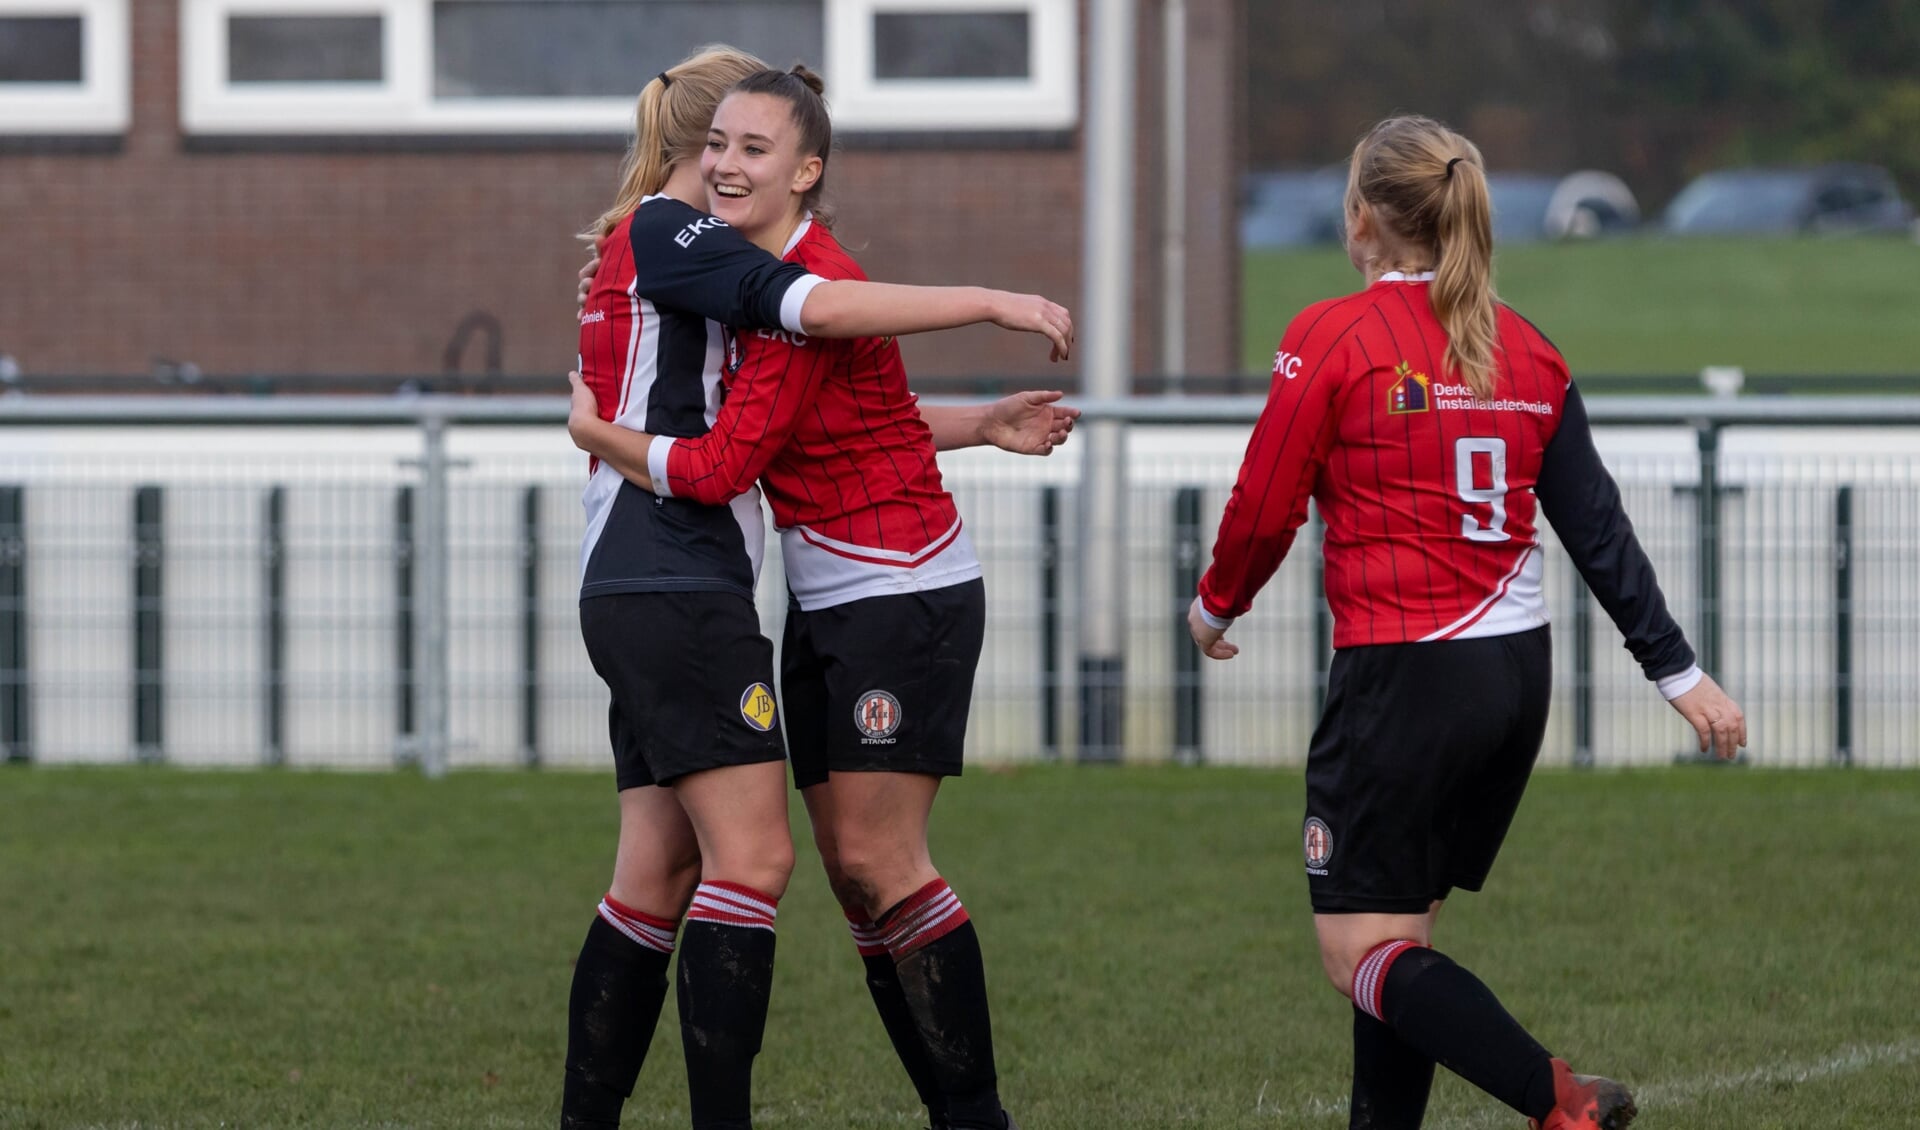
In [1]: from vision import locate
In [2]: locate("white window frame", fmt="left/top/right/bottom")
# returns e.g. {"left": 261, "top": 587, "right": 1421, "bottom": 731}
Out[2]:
{"left": 182, "top": 0, "right": 638, "bottom": 135}
{"left": 182, "top": 0, "right": 1077, "bottom": 136}
{"left": 825, "top": 0, "right": 1076, "bottom": 131}
{"left": 0, "top": 0, "right": 129, "bottom": 135}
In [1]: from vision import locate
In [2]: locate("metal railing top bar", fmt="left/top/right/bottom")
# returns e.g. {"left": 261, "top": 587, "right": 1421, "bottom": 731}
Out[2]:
{"left": 0, "top": 395, "right": 567, "bottom": 427}
{"left": 9, "top": 394, "right": 1920, "bottom": 428}
{"left": 1034, "top": 396, "right": 1920, "bottom": 427}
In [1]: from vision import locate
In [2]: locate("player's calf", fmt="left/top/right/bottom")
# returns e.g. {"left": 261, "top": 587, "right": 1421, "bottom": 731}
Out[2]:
{"left": 561, "top": 896, "right": 681, "bottom": 1129}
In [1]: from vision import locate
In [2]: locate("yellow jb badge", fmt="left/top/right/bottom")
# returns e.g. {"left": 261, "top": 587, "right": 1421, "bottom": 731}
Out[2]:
{"left": 739, "top": 683, "right": 778, "bottom": 731}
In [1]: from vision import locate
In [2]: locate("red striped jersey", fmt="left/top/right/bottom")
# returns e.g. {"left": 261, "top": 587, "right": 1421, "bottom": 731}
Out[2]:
{"left": 648, "top": 218, "right": 980, "bottom": 610}
{"left": 575, "top": 195, "right": 821, "bottom": 602}
{"left": 1200, "top": 273, "right": 1569, "bottom": 647}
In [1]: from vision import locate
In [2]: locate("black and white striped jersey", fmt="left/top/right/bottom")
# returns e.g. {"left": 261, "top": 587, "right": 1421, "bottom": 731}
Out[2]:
{"left": 576, "top": 195, "right": 825, "bottom": 602}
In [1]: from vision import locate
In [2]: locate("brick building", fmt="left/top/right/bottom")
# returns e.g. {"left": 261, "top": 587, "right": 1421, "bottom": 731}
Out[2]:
{"left": 0, "top": 0, "right": 1241, "bottom": 390}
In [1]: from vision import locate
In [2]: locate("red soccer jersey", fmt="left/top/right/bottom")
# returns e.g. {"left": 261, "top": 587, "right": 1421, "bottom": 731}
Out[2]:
{"left": 655, "top": 218, "right": 979, "bottom": 610}
{"left": 1198, "top": 274, "right": 1571, "bottom": 647}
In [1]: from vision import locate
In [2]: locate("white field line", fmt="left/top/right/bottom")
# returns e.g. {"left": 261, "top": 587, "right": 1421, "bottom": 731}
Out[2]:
{"left": 56, "top": 1040, "right": 1920, "bottom": 1129}
{"left": 1277, "top": 1037, "right": 1920, "bottom": 1127}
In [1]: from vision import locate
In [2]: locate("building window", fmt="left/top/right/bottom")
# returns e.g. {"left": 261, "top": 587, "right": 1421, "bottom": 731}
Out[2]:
{"left": 228, "top": 15, "right": 385, "bottom": 84}
{"left": 181, "top": 0, "right": 1072, "bottom": 137}
{"left": 871, "top": 10, "right": 1030, "bottom": 80}
{"left": 0, "top": 0, "right": 129, "bottom": 134}
{"left": 429, "top": 2, "right": 823, "bottom": 101}
{"left": 826, "top": 0, "right": 1074, "bottom": 131}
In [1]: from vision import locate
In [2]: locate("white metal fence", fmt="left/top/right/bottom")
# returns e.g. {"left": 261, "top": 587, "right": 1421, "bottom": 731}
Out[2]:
{"left": 2, "top": 395, "right": 1917, "bottom": 771}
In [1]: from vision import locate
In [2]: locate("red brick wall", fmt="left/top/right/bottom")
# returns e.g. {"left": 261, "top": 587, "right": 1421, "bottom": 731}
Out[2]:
{"left": 0, "top": 0, "right": 1239, "bottom": 386}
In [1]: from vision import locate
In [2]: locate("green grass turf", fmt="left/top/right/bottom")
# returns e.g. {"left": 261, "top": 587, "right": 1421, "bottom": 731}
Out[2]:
{"left": 1243, "top": 236, "right": 1920, "bottom": 378}
{"left": 3, "top": 765, "right": 1918, "bottom": 1128}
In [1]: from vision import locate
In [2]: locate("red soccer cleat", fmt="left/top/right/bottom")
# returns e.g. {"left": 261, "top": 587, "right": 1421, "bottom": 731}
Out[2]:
{"left": 1527, "top": 1057, "right": 1637, "bottom": 1130}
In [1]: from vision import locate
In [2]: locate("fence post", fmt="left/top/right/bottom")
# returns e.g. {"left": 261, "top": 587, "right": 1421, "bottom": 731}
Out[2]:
{"left": 416, "top": 412, "right": 451, "bottom": 779}
{"left": 133, "top": 485, "right": 164, "bottom": 763}
{"left": 1076, "top": 420, "right": 1128, "bottom": 764}
{"left": 1172, "top": 487, "right": 1203, "bottom": 764}
{"left": 1693, "top": 421, "right": 1722, "bottom": 680}
{"left": 1, "top": 485, "right": 26, "bottom": 763}
{"left": 263, "top": 486, "right": 286, "bottom": 767}
{"left": 1572, "top": 566, "right": 1594, "bottom": 768}
{"left": 520, "top": 484, "right": 540, "bottom": 768}
{"left": 1039, "top": 486, "right": 1060, "bottom": 761}
{"left": 1833, "top": 484, "right": 1853, "bottom": 767}
{"left": 394, "top": 485, "right": 416, "bottom": 759}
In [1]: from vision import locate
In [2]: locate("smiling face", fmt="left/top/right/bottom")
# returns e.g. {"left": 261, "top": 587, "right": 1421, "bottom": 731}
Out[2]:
{"left": 701, "top": 91, "right": 822, "bottom": 246}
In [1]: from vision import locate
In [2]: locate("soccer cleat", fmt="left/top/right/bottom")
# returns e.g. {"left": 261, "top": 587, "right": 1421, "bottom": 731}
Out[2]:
{"left": 1527, "top": 1057, "right": 1637, "bottom": 1130}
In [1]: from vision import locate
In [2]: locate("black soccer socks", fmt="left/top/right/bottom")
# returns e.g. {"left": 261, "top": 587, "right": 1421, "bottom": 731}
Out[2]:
{"left": 561, "top": 899, "right": 679, "bottom": 1130}
{"left": 1348, "top": 1003, "right": 1436, "bottom": 1130}
{"left": 1357, "top": 940, "right": 1558, "bottom": 1122}
{"left": 881, "top": 879, "right": 1005, "bottom": 1130}
{"left": 847, "top": 907, "right": 948, "bottom": 1124}
{"left": 677, "top": 881, "right": 781, "bottom": 1130}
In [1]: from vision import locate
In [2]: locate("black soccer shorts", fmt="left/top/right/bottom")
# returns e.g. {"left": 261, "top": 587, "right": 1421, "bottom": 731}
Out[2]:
{"left": 1302, "top": 625, "right": 1553, "bottom": 914}
{"left": 579, "top": 592, "right": 787, "bottom": 790}
{"left": 782, "top": 579, "right": 986, "bottom": 790}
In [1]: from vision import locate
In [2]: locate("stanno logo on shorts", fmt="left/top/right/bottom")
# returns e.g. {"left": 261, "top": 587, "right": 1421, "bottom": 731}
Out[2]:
{"left": 1304, "top": 816, "right": 1334, "bottom": 875}
{"left": 739, "top": 683, "right": 777, "bottom": 732}
{"left": 854, "top": 690, "right": 902, "bottom": 744}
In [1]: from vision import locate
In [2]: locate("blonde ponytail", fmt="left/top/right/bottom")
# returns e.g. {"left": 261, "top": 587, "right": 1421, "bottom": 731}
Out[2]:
{"left": 1346, "top": 116, "right": 1500, "bottom": 399}
{"left": 1431, "top": 155, "right": 1497, "bottom": 399}
{"left": 582, "top": 45, "right": 767, "bottom": 244}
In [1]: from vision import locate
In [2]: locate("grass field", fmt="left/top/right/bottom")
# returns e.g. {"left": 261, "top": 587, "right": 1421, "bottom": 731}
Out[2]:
{"left": 1243, "top": 236, "right": 1920, "bottom": 378}
{"left": 4, "top": 766, "right": 1919, "bottom": 1128}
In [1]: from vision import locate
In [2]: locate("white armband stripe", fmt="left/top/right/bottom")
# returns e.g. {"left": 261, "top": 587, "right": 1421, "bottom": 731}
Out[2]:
{"left": 1657, "top": 664, "right": 1705, "bottom": 701}
{"left": 779, "top": 274, "right": 829, "bottom": 334}
{"left": 1192, "top": 597, "right": 1234, "bottom": 631}
{"left": 646, "top": 434, "right": 676, "bottom": 498}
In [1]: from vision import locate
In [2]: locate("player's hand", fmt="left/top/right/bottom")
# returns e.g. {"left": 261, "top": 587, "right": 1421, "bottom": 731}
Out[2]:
{"left": 576, "top": 243, "right": 604, "bottom": 309}
{"left": 1668, "top": 672, "right": 1746, "bottom": 760}
{"left": 981, "top": 391, "right": 1079, "bottom": 456}
{"left": 1187, "top": 596, "right": 1239, "bottom": 661}
{"left": 566, "top": 370, "right": 599, "bottom": 452}
{"left": 988, "top": 292, "right": 1074, "bottom": 363}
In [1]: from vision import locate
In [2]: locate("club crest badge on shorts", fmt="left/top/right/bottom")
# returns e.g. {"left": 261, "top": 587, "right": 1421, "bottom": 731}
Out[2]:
{"left": 1303, "top": 817, "right": 1334, "bottom": 874}
{"left": 739, "top": 682, "right": 777, "bottom": 732}
{"left": 854, "top": 689, "right": 902, "bottom": 744}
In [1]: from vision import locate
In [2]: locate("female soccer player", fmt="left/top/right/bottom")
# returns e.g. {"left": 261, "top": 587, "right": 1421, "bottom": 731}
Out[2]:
{"left": 1189, "top": 116, "right": 1747, "bottom": 1130}
{"left": 567, "top": 66, "right": 1035, "bottom": 1130}
{"left": 563, "top": 47, "right": 1068, "bottom": 1130}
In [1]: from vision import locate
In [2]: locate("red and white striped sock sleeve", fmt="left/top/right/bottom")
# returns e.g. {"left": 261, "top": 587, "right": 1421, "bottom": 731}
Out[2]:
{"left": 597, "top": 894, "right": 680, "bottom": 955}
{"left": 685, "top": 880, "right": 779, "bottom": 932}
{"left": 844, "top": 906, "right": 888, "bottom": 957}
{"left": 878, "top": 878, "right": 971, "bottom": 959}
{"left": 1352, "top": 939, "right": 1423, "bottom": 1022}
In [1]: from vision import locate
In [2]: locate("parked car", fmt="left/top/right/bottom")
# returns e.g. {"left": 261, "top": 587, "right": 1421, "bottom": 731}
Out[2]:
{"left": 1662, "top": 164, "right": 1914, "bottom": 235}
{"left": 1239, "top": 167, "right": 1347, "bottom": 249}
{"left": 1489, "top": 171, "right": 1640, "bottom": 242}
{"left": 1240, "top": 167, "right": 1639, "bottom": 249}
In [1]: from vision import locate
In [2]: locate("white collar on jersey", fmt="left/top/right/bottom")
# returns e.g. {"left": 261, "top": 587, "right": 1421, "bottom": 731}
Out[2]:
{"left": 782, "top": 212, "right": 816, "bottom": 257}
{"left": 1377, "top": 270, "right": 1437, "bottom": 282}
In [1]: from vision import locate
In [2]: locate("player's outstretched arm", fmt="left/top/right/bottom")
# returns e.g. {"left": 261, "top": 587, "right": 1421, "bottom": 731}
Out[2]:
{"left": 574, "top": 243, "right": 1071, "bottom": 359}
{"left": 1667, "top": 672, "right": 1747, "bottom": 760}
{"left": 567, "top": 372, "right": 659, "bottom": 493}
{"left": 922, "top": 392, "right": 1079, "bottom": 455}
{"left": 797, "top": 282, "right": 1073, "bottom": 361}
